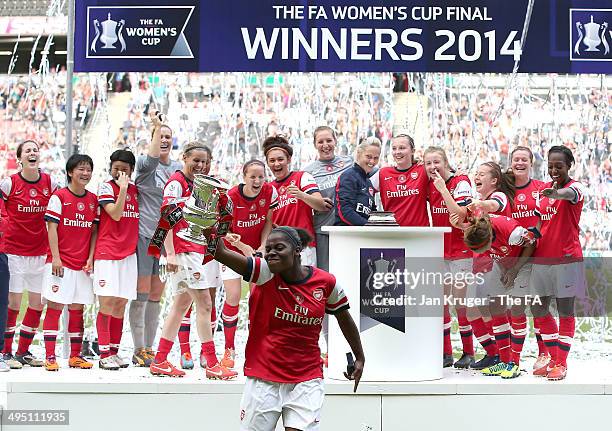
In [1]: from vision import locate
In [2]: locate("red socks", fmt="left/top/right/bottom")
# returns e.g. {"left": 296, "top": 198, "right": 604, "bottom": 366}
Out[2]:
{"left": 557, "top": 316, "right": 575, "bottom": 367}
{"left": 68, "top": 309, "right": 84, "bottom": 358}
{"left": 16, "top": 307, "right": 42, "bottom": 355}
{"left": 491, "top": 314, "right": 511, "bottom": 363}
{"left": 96, "top": 312, "right": 111, "bottom": 359}
{"left": 457, "top": 308, "right": 474, "bottom": 356}
{"left": 179, "top": 307, "right": 192, "bottom": 355}
{"left": 510, "top": 314, "right": 527, "bottom": 364}
{"left": 109, "top": 316, "right": 124, "bottom": 356}
{"left": 470, "top": 317, "right": 498, "bottom": 357}
{"left": 155, "top": 337, "right": 174, "bottom": 363}
{"left": 443, "top": 305, "right": 452, "bottom": 355}
{"left": 43, "top": 308, "right": 63, "bottom": 358}
{"left": 3, "top": 308, "right": 19, "bottom": 354}
{"left": 533, "top": 321, "right": 547, "bottom": 356}
{"left": 534, "top": 314, "right": 559, "bottom": 362}
{"left": 222, "top": 303, "right": 239, "bottom": 350}
{"left": 201, "top": 340, "right": 218, "bottom": 367}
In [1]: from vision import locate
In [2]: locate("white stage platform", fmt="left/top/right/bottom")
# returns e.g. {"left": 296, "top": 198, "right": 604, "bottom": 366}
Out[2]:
{"left": 1, "top": 359, "right": 612, "bottom": 431}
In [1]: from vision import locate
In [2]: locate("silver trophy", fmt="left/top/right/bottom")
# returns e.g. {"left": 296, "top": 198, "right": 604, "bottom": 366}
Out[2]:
{"left": 176, "top": 175, "right": 232, "bottom": 246}
{"left": 365, "top": 211, "right": 399, "bottom": 226}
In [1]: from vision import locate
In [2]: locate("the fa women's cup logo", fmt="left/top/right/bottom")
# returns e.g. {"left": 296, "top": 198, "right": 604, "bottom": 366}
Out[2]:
{"left": 91, "top": 13, "right": 126, "bottom": 53}
{"left": 574, "top": 15, "right": 609, "bottom": 56}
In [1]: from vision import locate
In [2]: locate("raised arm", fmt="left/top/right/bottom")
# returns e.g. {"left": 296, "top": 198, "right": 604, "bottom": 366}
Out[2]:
{"left": 334, "top": 309, "right": 365, "bottom": 392}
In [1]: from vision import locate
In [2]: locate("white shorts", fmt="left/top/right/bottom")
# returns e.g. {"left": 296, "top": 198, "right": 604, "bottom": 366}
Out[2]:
{"left": 168, "top": 252, "right": 220, "bottom": 294}
{"left": 42, "top": 264, "right": 94, "bottom": 305}
{"left": 479, "top": 262, "right": 532, "bottom": 298}
{"left": 240, "top": 377, "right": 324, "bottom": 431}
{"left": 221, "top": 263, "right": 241, "bottom": 281}
{"left": 531, "top": 262, "right": 586, "bottom": 298}
{"left": 7, "top": 254, "right": 45, "bottom": 294}
{"left": 444, "top": 258, "right": 473, "bottom": 294}
{"left": 93, "top": 254, "right": 138, "bottom": 300}
{"left": 301, "top": 246, "right": 317, "bottom": 267}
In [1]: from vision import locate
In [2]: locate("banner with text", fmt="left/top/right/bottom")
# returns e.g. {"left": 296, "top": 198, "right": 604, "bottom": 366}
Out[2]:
{"left": 75, "top": 0, "right": 612, "bottom": 73}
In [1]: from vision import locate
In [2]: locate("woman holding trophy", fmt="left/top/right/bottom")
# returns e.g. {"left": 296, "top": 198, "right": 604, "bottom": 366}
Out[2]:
{"left": 149, "top": 141, "right": 237, "bottom": 380}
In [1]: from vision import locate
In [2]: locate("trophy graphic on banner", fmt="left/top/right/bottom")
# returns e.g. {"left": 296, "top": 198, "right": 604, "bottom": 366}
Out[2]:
{"left": 91, "top": 13, "right": 127, "bottom": 53}
{"left": 574, "top": 16, "right": 610, "bottom": 55}
{"left": 176, "top": 175, "right": 233, "bottom": 263}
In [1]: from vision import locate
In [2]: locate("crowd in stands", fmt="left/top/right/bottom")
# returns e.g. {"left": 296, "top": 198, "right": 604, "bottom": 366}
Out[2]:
{"left": 1, "top": 72, "right": 610, "bottom": 252}
{"left": 0, "top": 71, "right": 99, "bottom": 184}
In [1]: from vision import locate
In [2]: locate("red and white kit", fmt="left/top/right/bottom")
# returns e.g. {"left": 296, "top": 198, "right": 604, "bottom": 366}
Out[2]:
{"left": 164, "top": 171, "right": 219, "bottom": 291}
{"left": 43, "top": 188, "right": 99, "bottom": 305}
{"left": 428, "top": 174, "right": 474, "bottom": 262}
{"left": 512, "top": 179, "right": 545, "bottom": 229}
{"left": 272, "top": 171, "right": 319, "bottom": 265}
{"left": 370, "top": 164, "right": 429, "bottom": 226}
{"left": 93, "top": 180, "right": 140, "bottom": 300}
{"left": 0, "top": 172, "right": 58, "bottom": 293}
{"left": 531, "top": 179, "right": 586, "bottom": 298}
{"left": 477, "top": 215, "right": 536, "bottom": 298}
{"left": 221, "top": 183, "right": 278, "bottom": 280}
{"left": 239, "top": 257, "right": 349, "bottom": 430}
{"left": 473, "top": 190, "right": 512, "bottom": 274}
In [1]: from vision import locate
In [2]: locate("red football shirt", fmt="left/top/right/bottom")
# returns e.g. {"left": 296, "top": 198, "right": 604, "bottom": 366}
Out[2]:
{"left": 428, "top": 174, "right": 474, "bottom": 260}
{"left": 512, "top": 179, "right": 545, "bottom": 229}
{"left": 370, "top": 164, "right": 429, "bottom": 226}
{"left": 95, "top": 180, "right": 140, "bottom": 260}
{"left": 0, "top": 172, "right": 58, "bottom": 256}
{"left": 473, "top": 190, "right": 512, "bottom": 273}
{"left": 226, "top": 183, "right": 278, "bottom": 254}
{"left": 163, "top": 171, "right": 206, "bottom": 255}
{"left": 486, "top": 214, "right": 535, "bottom": 269}
{"left": 44, "top": 188, "right": 99, "bottom": 271}
{"left": 272, "top": 171, "right": 319, "bottom": 246}
{"left": 243, "top": 257, "right": 349, "bottom": 383}
{"left": 533, "top": 179, "right": 584, "bottom": 262}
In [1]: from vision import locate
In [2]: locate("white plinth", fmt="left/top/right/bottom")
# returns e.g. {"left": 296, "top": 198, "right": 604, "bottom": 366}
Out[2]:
{"left": 323, "top": 226, "right": 450, "bottom": 382}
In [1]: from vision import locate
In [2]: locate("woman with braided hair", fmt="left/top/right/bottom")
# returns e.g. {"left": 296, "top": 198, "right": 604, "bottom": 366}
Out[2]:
{"left": 530, "top": 145, "right": 586, "bottom": 381}
{"left": 210, "top": 225, "right": 364, "bottom": 431}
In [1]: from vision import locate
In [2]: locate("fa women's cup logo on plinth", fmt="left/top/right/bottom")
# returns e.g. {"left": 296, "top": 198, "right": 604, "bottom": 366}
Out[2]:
{"left": 570, "top": 10, "right": 612, "bottom": 61}
{"left": 91, "top": 13, "right": 126, "bottom": 53}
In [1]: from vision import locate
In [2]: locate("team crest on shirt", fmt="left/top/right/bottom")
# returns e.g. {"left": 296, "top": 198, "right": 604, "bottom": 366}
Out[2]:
{"left": 99, "top": 280, "right": 106, "bottom": 287}
{"left": 326, "top": 165, "right": 333, "bottom": 172}
{"left": 30, "top": 189, "right": 37, "bottom": 197}
{"left": 51, "top": 284, "right": 59, "bottom": 293}
{"left": 294, "top": 294, "right": 304, "bottom": 304}
{"left": 43, "top": 188, "right": 49, "bottom": 196}
{"left": 411, "top": 171, "right": 418, "bottom": 180}
{"left": 398, "top": 174, "right": 407, "bottom": 183}
{"left": 193, "top": 272, "right": 201, "bottom": 280}
{"left": 313, "top": 288, "right": 324, "bottom": 301}
{"left": 77, "top": 202, "right": 85, "bottom": 211}
{"left": 90, "top": 204, "right": 95, "bottom": 211}
{"left": 259, "top": 198, "right": 266, "bottom": 207}
{"left": 517, "top": 193, "right": 526, "bottom": 202}
{"left": 500, "top": 246, "right": 509, "bottom": 254}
